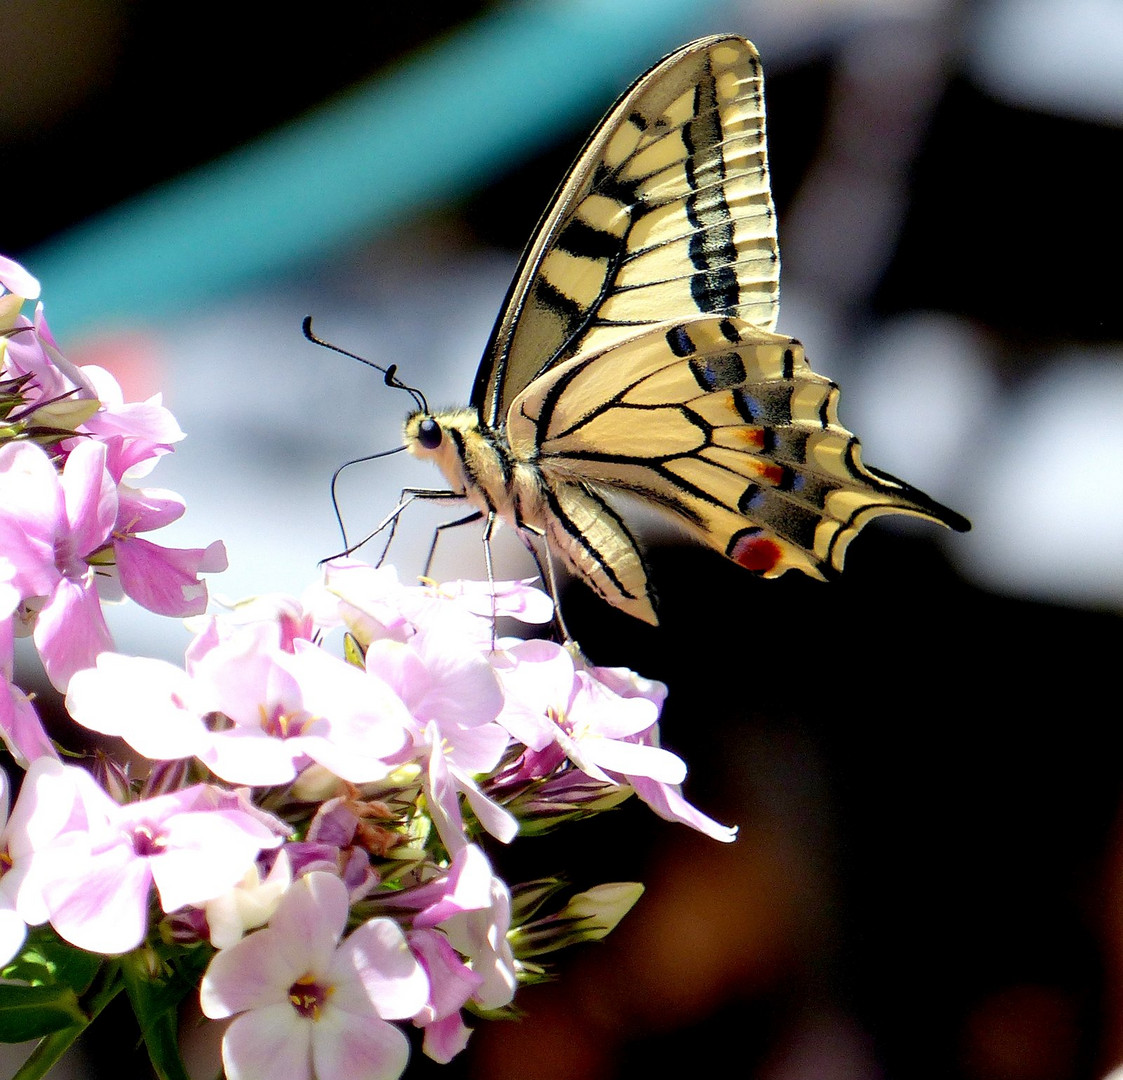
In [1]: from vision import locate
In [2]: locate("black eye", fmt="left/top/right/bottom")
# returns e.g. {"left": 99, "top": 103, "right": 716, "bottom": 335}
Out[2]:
{"left": 417, "top": 417, "right": 442, "bottom": 450}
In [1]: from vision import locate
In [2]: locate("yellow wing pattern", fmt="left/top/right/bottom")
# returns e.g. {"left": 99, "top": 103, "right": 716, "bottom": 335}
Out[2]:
{"left": 473, "top": 36, "right": 778, "bottom": 426}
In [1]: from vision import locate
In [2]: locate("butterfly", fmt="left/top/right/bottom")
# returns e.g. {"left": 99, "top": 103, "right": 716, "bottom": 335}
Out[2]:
{"left": 396, "top": 34, "right": 969, "bottom": 626}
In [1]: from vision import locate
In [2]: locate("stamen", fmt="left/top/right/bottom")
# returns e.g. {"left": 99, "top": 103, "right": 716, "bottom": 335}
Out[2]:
{"left": 288, "top": 974, "right": 333, "bottom": 1020}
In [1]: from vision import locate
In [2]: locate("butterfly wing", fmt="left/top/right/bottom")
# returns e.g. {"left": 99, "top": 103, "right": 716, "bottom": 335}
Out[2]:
{"left": 472, "top": 35, "right": 778, "bottom": 427}
{"left": 420, "top": 34, "right": 967, "bottom": 623}
{"left": 507, "top": 315, "right": 969, "bottom": 593}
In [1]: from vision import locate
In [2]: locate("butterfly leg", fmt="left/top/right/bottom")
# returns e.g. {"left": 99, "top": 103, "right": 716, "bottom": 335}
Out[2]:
{"left": 514, "top": 528, "right": 575, "bottom": 645}
{"left": 370, "top": 487, "right": 465, "bottom": 568}
{"left": 480, "top": 511, "right": 500, "bottom": 648}
{"left": 422, "top": 507, "right": 486, "bottom": 578}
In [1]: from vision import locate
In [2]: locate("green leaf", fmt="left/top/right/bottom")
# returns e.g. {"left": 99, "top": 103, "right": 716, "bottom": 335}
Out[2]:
{"left": 0, "top": 984, "right": 87, "bottom": 1043}
{"left": 121, "top": 944, "right": 213, "bottom": 1080}
{"left": 0, "top": 938, "right": 123, "bottom": 1073}
{"left": 0, "top": 930, "right": 105, "bottom": 1044}
{"left": 1, "top": 929, "right": 102, "bottom": 994}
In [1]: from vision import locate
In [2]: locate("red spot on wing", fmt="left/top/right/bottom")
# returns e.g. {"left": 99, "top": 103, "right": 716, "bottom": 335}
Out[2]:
{"left": 757, "top": 462, "right": 785, "bottom": 486}
{"left": 730, "top": 534, "right": 783, "bottom": 572}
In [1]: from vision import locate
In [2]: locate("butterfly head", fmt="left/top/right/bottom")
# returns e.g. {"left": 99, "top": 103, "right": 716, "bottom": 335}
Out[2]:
{"left": 403, "top": 407, "right": 485, "bottom": 471}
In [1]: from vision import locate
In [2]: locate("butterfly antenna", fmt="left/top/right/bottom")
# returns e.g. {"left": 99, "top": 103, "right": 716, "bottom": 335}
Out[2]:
{"left": 302, "top": 316, "right": 429, "bottom": 414}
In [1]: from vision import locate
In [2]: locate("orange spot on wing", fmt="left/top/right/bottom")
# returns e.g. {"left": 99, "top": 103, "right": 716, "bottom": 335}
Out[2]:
{"left": 756, "top": 462, "right": 785, "bottom": 486}
{"left": 735, "top": 427, "right": 765, "bottom": 449}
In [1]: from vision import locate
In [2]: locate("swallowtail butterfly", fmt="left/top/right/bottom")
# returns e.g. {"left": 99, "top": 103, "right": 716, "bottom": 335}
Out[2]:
{"left": 398, "top": 35, "right": 968, "bottom": 625}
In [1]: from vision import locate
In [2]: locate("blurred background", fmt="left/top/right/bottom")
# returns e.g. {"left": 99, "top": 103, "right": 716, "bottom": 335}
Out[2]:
{"left": 4, "top": 0, "right": 1123, "bottom": 1077}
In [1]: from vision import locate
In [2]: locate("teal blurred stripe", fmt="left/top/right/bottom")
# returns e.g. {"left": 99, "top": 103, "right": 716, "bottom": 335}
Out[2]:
{"left": 25, "top": 0, "right": 723, "bottom": 336}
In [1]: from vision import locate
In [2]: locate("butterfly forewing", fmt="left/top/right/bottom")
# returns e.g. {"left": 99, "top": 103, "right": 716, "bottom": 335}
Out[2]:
{"left": 472, "top": 36, "right": 778, "bottom": 427}
{"left": 507, "top": 316, "right": 961, "bottom": 583}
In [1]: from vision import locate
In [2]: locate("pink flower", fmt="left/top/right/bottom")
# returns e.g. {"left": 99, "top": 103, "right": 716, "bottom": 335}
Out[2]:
{"left": 115, "top": 533, "right": 228, "bottom": 617}
{"left": 494, "top": 640, "right": 683, "bottom": 785}
{"left": 627, "top": 771, "right": 738, "bottom": 842}
{"left": 90, "top": 454, "right": 226, "bottom": 618}
{"left": 320, "top": 560, "right": 554, "bottom": 649}
{"left": 407, "top": 929, "right": 481, "bottom": 1062}
{"left": 0, "top": 600, "right": 56, "bottom": 767}
{"left": 67, "top": 639, "right": 413, "bottom": 787}
{"left": 385, "top": 845, "right": 518, "bottom": 1016}
{"left": 0, "top": 769, "right": 29, "bottom": 965}
{"left": 76, "top": 367, "right": 184, "bottom": 452}
{"left": 365, "top": 627, "right": 514, "bottom": 851}
{"left": 186, "top": 593, "right": 319, "bottom": 666}
{"left": 18, "top": 766, "right": 286, "bottom": 953}
{"left": 200, "top": 871, "right": 429, "bottom": 1080}
{"left": 0, "top": 439, "right": 115, "bottom": 689}
{"left": 6, "top": 759, "right": 108, "bottom": 930}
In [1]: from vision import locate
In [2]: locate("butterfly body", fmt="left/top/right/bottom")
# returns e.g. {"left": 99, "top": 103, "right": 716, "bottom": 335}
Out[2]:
{"left": 405, "top": 403, "right": 656, "bottom": 622}
{"left": 401, "top": 35, "right": 968, "bottom": 626}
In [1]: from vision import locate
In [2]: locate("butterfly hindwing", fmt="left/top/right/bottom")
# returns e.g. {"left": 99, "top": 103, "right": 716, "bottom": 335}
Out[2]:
{"left": 472, "top": 36, "right": 778, "bottom": 427}
{"left": 507, "top": 316, "right": 964, "bottom": 584}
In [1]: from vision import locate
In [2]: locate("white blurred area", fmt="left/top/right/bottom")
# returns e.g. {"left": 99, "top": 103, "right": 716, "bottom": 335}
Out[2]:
{"left": 17, "top": 0, "right": 1120, "bottom": 669}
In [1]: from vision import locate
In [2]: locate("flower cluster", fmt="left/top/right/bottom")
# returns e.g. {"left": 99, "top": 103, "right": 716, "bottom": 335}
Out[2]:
{"left": 0, "top": 256, "right": 734, "bottom": 1080}
{"left": 0, "top": 253, "right": 226, "bottom": 702}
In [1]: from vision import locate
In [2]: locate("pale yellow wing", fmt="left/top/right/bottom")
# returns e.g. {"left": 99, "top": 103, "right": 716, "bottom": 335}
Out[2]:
{"left": 472, "top": 36, "right": 778, "bottom": 427}
{"left": 507, "top": 316, "right": 969, "bottom": 589}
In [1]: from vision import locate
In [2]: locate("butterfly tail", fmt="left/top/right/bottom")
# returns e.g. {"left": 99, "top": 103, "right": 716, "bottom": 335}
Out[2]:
{"left": 862, "top": 463, "right": 972, "bottom": 534}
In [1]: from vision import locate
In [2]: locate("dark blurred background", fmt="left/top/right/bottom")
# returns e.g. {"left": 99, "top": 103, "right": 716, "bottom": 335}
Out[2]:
{"left": 4, "top": 1, "right": 1122, "bottom": 1078}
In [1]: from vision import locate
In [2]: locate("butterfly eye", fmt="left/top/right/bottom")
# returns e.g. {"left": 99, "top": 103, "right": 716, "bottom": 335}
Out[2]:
{"left": 417, "top": 417, "right": 443, "bottom": 450}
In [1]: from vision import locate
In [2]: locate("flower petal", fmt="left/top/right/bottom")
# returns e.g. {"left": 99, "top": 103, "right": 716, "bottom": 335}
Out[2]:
{"left": 65, "top": 653, "right": 207, "bottom": 760}
{"left": 33, "top": 575, "right": 113, "bottom": 691}
{"left": 61, "top": 440, "right": 116, "bottom": 556}
{"left": 222, "top": 1005, "right": 314, "bottom": 1080}
{"left": 201, "top": 927, "right": 305, "bottom": 1018}
{"left": 39, "top": 835, "right": 153, "bottom": 953}
{"left": 313, "top": 1007, "right": 411, "bottom": 1080}
{"left": 147, "top": 810, "right": 284, "bottom": 913}
{"left": 629, "top": 775, "right": 738, "bottom": 842}
{"left": 332, "top": 918, "right": 428, "bottom": 1021}
{"left": 116, "top": 537, "right": 227, "bottom": 616}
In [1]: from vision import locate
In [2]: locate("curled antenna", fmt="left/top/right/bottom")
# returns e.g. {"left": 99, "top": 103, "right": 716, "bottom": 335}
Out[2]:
{"left": 302, "top": 316, "right": 429, "bottom": 414}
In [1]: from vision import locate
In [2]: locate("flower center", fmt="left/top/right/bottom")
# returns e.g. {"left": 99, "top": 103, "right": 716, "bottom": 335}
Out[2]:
{"left": 546, "top": 704, "right": 574, "bottom": 736}
{"left": 52, "top": 534, "right": 87, "bottom": 581}
{"left": 131, "top": 823, "right": 167, "bottom": 857}
{"left": 288, "top": 974, "right": 333, "bottom": 1020}
{"left": 259, "top": 703, "right": 313, "bottom": 739}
